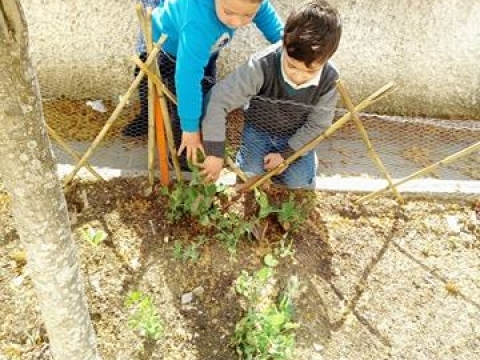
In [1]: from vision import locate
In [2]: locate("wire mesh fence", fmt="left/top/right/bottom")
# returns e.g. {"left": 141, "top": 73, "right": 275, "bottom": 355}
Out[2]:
{"left": 43, "top": 61, "right": 480, "bottom": 187}
{"left": 225, "top": 102, "right": 480, "bottom": 185}
{"left": 29, "top": 2, "right": 479, "bottom": 196}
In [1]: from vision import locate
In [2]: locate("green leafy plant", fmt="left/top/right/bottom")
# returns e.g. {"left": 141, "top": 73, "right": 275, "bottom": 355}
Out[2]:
{"left": 255, "top": 189, "right": 278, "bottom": 219}
{"left": 215, "top": 212, "right": 254, "bottom": 255}
{"left": 254, "top": 190, "right": 309, "bottom": 232}
{"left": 277, "top": 194, "right": 308, "bottom": 231}
{"left": 162, "top": 169, "right": 219, "bottom": 224}
{"left": 81, "top": 225, "right": 107, "bottom": 246}
{"left": 173, "top": 241, "right": 201, "bottom": 262}
{"left": 274, "top": 235, "right": 295, "bottom": 259}
{"left": 234, "top": 259, "right": 300, "bottom": 360}
{"left": 264, "top": 254, "right": 279, "bottom": 268}
{"left": 125, "top": 291, "right": 164, "bottom": 340}
{"left": 163, "top": 169, "right": 312, "bottom": 256}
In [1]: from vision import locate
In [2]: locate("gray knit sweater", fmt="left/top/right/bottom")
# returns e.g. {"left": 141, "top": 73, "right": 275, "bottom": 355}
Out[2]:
{"left": 203, "top": 42, "right": 339, "bottom": 159}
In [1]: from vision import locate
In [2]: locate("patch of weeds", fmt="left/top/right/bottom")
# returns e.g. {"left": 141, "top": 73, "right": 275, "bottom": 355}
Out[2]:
{"left": 233, "top": 255, "right": 300, "bottom": 359}
{"left": 274, "top": 235, "right": 295, "bottom": 260}
{"left": 215, "top": 211, "right": 255, "bottom": 256}
{"left": 255, "top": 190, "right": 311, "bottom": 232}
{"left": 161, "top": 168, "right": 219, "bottom": 224}
{"left": 173, "top": 241, "right": 201, "bottom": 262}
{"left": 81, "top": 225, "right": 107, "bottom": 246}
{"left": 125, "top": 291, "right": 164, "bottom": 340}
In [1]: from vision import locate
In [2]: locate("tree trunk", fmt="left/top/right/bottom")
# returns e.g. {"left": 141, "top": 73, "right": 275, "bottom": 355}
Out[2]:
{"left": 0, "top": 1, "right": 100, "bottom": 358}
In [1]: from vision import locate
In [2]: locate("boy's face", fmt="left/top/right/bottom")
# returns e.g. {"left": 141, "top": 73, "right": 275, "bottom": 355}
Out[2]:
{"left": 215, "top": 0, "right": 261, "bottom": 29}
{"left": 282, "top": 51, "right": 324, "bottom": 86}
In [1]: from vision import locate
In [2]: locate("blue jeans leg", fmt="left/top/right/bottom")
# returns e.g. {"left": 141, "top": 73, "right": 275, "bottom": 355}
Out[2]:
{"left": 236, "top": 124, "right": 273, "bottom": 176}
{"left": 237, "top": 124, "right": 316, "bottom": 188}
{"left": 275, "top": 149, "right": 317, "bottom": 188}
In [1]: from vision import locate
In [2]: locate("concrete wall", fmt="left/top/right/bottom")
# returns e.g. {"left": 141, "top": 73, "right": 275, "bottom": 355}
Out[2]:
{"left": 23, "top": 0, "right": 480, "bottom": 119}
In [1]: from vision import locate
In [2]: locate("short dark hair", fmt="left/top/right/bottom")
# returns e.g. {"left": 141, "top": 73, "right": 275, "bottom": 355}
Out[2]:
{"left": 283, "top": 0, "right": 342, "bottom": 67}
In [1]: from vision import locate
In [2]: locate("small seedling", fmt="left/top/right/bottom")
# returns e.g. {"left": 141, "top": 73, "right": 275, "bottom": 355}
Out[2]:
{"left": 173, "top": 241, "right": 201, "bottom": 262}
{"left": 233, "top": 260, "right": 300, "bottom": 359}
{"left": 255, "top": 189, "right": 278, "bottom": 219}
{"left": 274, "top": 235, "right": 295, "bottom": 259}
{"left": 264, "top": 254, "right": 279, "bottom": 268}
{"left": 125, "top": 291, "right": 164, "bottom": 340}
{"left": 81, "top": 225, "right": 107, "bottom": 246}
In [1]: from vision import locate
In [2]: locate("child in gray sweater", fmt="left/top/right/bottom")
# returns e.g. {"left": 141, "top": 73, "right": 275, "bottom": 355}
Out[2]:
{"left": 201, "top": 0, "right": 342, "bottom": 188}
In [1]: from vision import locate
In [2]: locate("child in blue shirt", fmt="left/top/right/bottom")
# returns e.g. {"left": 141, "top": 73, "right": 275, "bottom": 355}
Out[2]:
{"left": 123, "top": 0, "right": 283, "bottom": 170}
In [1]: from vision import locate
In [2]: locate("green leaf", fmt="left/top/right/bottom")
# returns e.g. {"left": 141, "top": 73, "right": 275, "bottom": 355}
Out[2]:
{"left": 264, "top": 254, "right": 279, "bottom": 268}
{"left": 269, "top": 313, "right": 286, "bottom": 326}
{"left": 92, "top": 230, "right": 107, "bottom": 244}
{"left": 256, "top": 267, "right": 273, "bottom": 282}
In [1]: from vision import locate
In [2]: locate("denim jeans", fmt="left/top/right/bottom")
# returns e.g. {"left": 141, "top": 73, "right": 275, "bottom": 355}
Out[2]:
{"left": 236, "top": 123, "right": 317, "bottom": 189}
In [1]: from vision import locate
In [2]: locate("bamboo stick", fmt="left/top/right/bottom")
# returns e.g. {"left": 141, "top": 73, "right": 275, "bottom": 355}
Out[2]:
{"left": 47, "top": 125, "right": 103, "bottom": 181}
{"left": 336, "top": 81, "right": 403, "bottom": 204}
{"left": 154, "top": 73, "right": 183, "bottom": 181}
{"left": 139, "top": 6, "right": 156, "bottom": 186}
{"left": 358, "top": 139, "right": 480, "bottom": 203}
{"left": 63, "top": 35, "right": 167, "bottom": 186}
{"left": 135, "top": 4, "right": 147, "bottom": 40}
{"left": 245, "top": 81, "right": 397, "bottom": 191}
{"left": 131, "top": 57, "right": 176, "bottom": 104}
{"left": 226, "top": 156, "right": 248, "bottom": 182}
{"left": 132, "top": 56, "right": 183, "bottom": 180}
{"left": 148, "top": 25, "right": 182, "bottom": 181}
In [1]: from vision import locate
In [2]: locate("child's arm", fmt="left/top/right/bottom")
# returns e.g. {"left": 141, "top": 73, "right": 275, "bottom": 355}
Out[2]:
{"left": 169, "top": 22, "right": 217, "bottom": 163}
{"left": 200, "top": 55, "right": 266, "bottom": 181}
{"left": 253, "top": 1, "right": 284, "bottom": 44}
{"left": 283, "top": 88, "right": 338, "bottom": 159}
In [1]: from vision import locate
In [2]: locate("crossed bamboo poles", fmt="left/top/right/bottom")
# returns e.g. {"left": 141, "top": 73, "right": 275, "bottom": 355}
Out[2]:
{"left": 358, "top": 139, "right": 480, "bottom": 203}
{"left": 62, "top": 5, "right": 181, "bottom": 187}
{"left": 240, "top": 81, "right": 400, "bottom": 200}
{"left": 56, "top": 7, "right": 477, "bottom": 203}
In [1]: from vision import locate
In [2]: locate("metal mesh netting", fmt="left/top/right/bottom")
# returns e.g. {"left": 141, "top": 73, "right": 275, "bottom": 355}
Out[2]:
{"left": 225, "top": 101, "right": 480, "bottom": 186}
{"left": 35, "top": 3, "right": 479, "bottom": 189}
{"left": 44, "top": 52, "right": 480, "bottom": 186}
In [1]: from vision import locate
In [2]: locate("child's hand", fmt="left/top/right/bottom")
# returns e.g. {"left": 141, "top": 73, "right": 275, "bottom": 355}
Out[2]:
{"left": 264, "top": 153, "right": 287, "bottom": 173}
{"left": 199, "top": 156, "right": 224, "bottom": 183}
{"left": 178, "top": 131, "right": 205, "bottom": 164}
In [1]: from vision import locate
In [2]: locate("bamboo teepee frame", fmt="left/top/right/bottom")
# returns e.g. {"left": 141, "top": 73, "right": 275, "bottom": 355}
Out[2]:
{"left": 62, "top": 36, "right": 165, "bottom": 186}
{"left": 64, "top": 4, "right": 183, "bottom": 186}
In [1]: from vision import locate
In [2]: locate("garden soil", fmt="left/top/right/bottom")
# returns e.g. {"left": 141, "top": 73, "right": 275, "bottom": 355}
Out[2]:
{"left": 1, "top": 177, "right": 479, "bottom": 360}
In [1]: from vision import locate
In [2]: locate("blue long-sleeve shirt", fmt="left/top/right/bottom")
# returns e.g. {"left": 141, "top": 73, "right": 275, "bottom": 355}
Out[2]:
{"left": 152, "top": 0, "right": 283, "bottom": 132}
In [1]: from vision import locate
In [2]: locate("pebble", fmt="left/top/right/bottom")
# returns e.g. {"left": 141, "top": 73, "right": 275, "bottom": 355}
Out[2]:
{"left": 181, "top": 292, "right": 193, "bottom": 304}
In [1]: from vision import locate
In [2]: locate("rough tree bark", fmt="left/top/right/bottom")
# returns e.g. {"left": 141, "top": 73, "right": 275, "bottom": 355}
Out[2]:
{"left": 0, "top": 1, "right": 100, "bottom": 358}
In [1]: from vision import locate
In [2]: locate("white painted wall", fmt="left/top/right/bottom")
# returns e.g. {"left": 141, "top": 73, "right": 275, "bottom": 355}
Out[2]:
{"left": 22, "top": 0, "right": 480, "bottom": 119}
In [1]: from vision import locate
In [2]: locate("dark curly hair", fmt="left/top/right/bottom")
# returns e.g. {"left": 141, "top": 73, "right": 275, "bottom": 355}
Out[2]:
{"left": 283, "top": 0, "right": 342, "bottom": 67}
